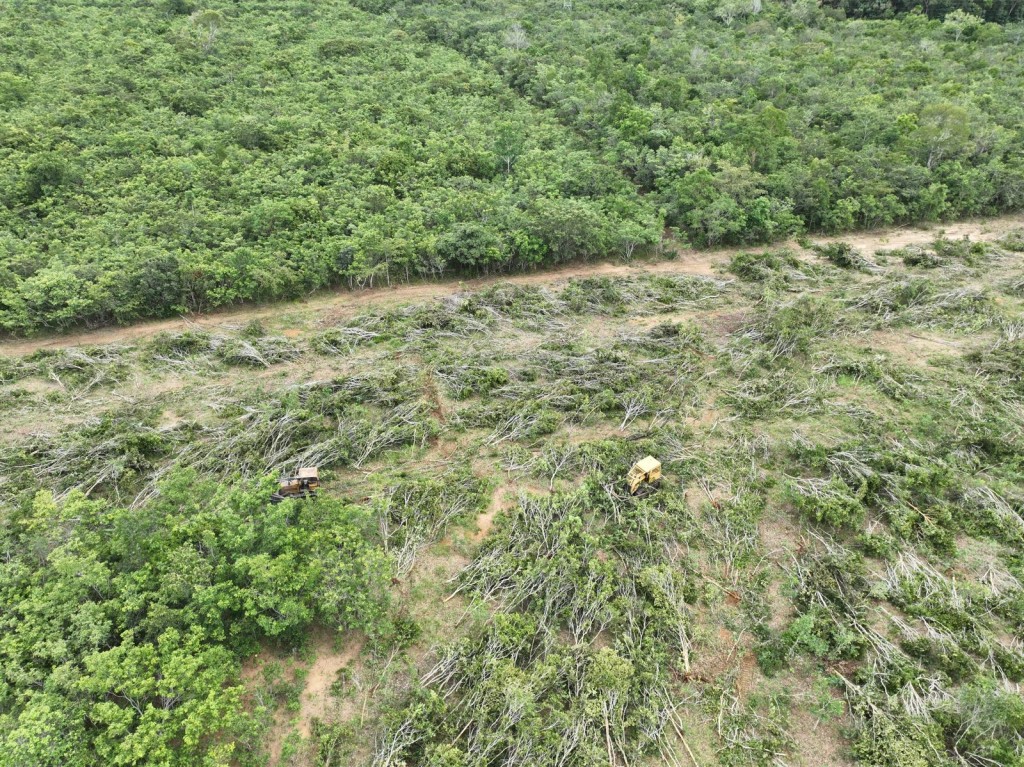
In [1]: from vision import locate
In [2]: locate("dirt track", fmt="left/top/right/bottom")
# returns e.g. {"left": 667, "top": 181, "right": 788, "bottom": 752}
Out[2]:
{"left": 2, "top": 214, "right": 1021, "bottom": 357}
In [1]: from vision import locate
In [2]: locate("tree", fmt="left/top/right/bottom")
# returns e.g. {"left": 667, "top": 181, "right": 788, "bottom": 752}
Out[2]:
{"left": 915, "top": 102, "right": 971, "bottom": 170}
{"left": 0, "top": 472, "right": 391, "bottom": 765}
{"left": 186, "top": 9, "right": 224, "bottom": 53}
{"left": 79, "top": 628, "right": 245, "bottom": 766}
{"left": 494, "top": 122, "right": 526, "bottom": 175}
{"left": 504, "top": 23, "right": 529, "bottom": 50}
{"left": 1, "top": 694, "right": 90, "bottom": 767}
{"left": 943, "top": 9, "right": 983, "bottom": 40}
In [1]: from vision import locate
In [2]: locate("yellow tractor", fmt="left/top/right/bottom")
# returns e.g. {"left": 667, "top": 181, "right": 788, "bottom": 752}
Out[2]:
{"left": 271, "top": 467, "right": 320, "bottom": 503}
{"left": 627, "top": 456, "right": 661, "bottom": 495}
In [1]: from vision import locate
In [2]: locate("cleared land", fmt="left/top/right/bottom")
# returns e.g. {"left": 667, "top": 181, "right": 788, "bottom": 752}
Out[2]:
{"left": 2, "top": 220, "right": 1023, "bottom": 766}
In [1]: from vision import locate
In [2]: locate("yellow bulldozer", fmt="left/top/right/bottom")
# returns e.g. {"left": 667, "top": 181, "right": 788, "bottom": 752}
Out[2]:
{"left": 627, "top": 456, "right": 661, "bottom": 495}
{"left": 271, "top": 467, "right": 320, "bottom": 504}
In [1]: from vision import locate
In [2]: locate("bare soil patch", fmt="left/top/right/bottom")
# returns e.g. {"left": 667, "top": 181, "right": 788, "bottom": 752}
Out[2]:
{"left": 684, "top": 406, "right": 725, "bottom": 431}
{"left": 788, "top": 706, "right": 855, "bottom": 767}
{"left": 759, "top": 513, "right": 806, "bottom": 560}
{"left": 474, "top": 483, "right": 520, "bottom": 541}
{"left": 474, "top": 506, "right": 498, "bottom": 542}
{"left": 4, "top": 376, "right": 60, "bottom": 395}
{"left": 812, "top": 212, "right": 1024, "bottom": 254}
{"left": 239, "top": 629, "right": 364, "bottom": 767}
{"left": 703, "top": 309, "right": 750, "bottom": 342}
{"left": 735, "top": 650, "right": 764, "bottom": 703}
{"left": 860, "top": 330, "right": 964, "bottom": 366}
{"left": 296, "top": 628, "right": 364, "bottom": 740}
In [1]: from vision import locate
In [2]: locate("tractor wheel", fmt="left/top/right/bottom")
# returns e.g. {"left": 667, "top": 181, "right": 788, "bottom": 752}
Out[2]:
{"left": 632, "top": 484, "right": 654, "bottom": 499}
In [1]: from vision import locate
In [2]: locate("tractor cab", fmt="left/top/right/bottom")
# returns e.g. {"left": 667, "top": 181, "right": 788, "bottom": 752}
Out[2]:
{"left": 271, "top": 467, "right": 320, "bottom": 503}
{"left": 626, "top": 456, "right": 661, "bottom": 495}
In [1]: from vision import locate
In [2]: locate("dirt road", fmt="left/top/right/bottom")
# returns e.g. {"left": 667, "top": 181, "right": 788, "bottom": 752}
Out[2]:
{"left": 2, "top": 214, "right": 1021, "bottom": 357}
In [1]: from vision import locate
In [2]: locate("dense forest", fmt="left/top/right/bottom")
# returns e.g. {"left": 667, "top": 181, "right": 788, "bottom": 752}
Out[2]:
{"left": 365, "top": 0, "right": 1024, "bottom": 241}
{"left": 1, "top": 0, "right": 1023, "bottom": 332}
{"left": 1, "top": 472, "right": 392, "bottom": 765}
{"left": 0, "top": 0, "right": 658, "bottom": 332}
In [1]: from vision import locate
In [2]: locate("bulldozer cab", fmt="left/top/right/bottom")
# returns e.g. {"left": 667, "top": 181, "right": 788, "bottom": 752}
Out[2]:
{"left": 271, "top": 467, "right": 320, "bottom": 503}
{"left": 626, "top": 456, "right": 661, "bottom": 495}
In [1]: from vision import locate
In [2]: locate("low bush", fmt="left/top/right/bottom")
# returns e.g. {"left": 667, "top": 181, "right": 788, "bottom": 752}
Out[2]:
{"left": 728, "top": 249, "right": 805, "bottom": 282}
{"left": 786, "top": 476, "right": 866, "bottom": 528}
{"left": 931, "top": 236, "right": 987, "bottom": 264}
{"left": 998, "top": 229, "right": 1024, "bottom": 252}
{"left": 900, "top": 248, "right": 944, "bottom": 268}
{"left": 746, "top": 293, "right": 843, "bottom": 359}
{"left": 813, "top": 242, "right": 869, "bottom": 270}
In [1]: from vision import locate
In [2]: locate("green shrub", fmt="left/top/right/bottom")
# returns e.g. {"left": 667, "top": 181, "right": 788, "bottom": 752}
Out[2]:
{"left": 998, "top": 228, "right": 1024, "bottom": 252}
{"left": 215, "top": 335, "right": 302, "bottom": 367}
{"left": 561, "top": 276, "right": 626, "bottom": 314}
{"left": 901, "top": 248, "right": 944, "bottom": 268}
{"left": 932, "top": 235, "right": 986, "bottom": 264}
{"left": 755, "top": 637, "right": 790, "bottom": 676}
{"left": 0, "top": 355, "right": 31, "bottom": 384}
{"left": 148, "top": 330, "right": 214, "bottom": 358}
{"left": 900, "top": 636, "right": 978, "bottom": 682}
{"left": 749, "top": 292, "right": 842, "bottom": 358}
{"left": 813, "top": 242, "right": 868, "bottom": 270}
{"left": 856, "top": 528, "right": 899, "bottom": 560}
{"left": 850, "top": 708, "right": 944, "bottom": 767}
{"left": 933, "top": 682, "right": 1024, "bottom": 767}
{"left": 786, "top": 476, "right": 866, "bottom": 528}
{"left": 728, "top": 249, "right": 804, "bottom": 281}
{"left": 435, "top": 362, "right": 510, "bottom": 399}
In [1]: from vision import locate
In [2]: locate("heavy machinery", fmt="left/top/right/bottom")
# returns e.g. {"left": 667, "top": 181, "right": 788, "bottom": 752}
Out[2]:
{"left": 627, "top": 456, "right": 661, "bottom": 495}
{"left": 271, "top": 467, "right": 320, "bottom": 503}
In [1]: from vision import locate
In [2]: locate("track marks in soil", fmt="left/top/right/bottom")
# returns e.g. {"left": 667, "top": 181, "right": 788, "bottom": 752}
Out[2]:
{"left": 474, "top": 484, "right": 513, "bottom": 541}
{"left": 242, "top": 628, "right": 364, "bottom": 767}
{"left": 861, "top": 329, "right": 964, "bottom": 366}
{"left": 296, "top": 629, "right": 364, "bottom": 740}
{"left": 788, "top": 706, "right": 856, "bottom": 767}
